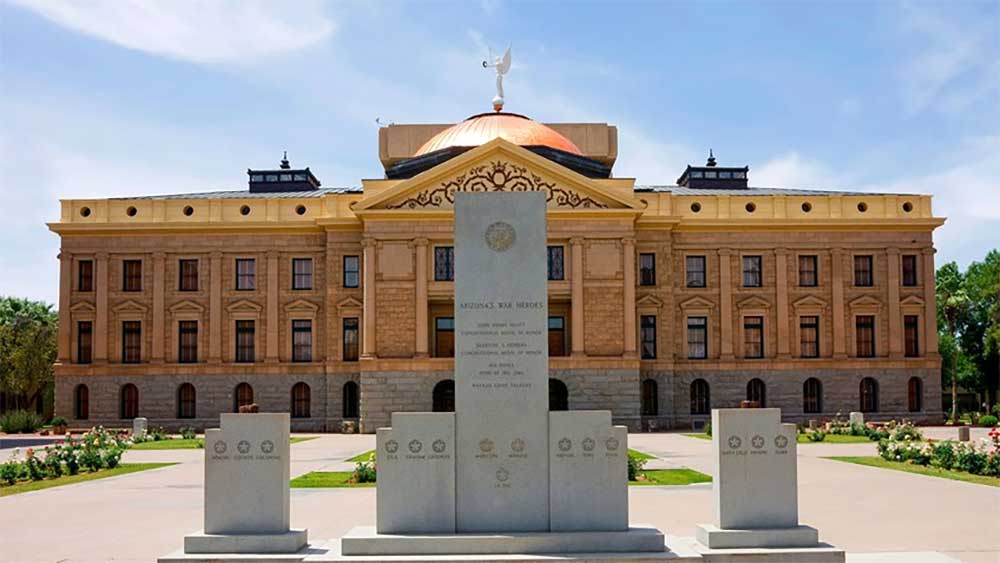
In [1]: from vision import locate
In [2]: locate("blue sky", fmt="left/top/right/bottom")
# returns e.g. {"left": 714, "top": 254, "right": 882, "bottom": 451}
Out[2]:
{"left": 1, "top": 0, "right": 997, "bottom": 305}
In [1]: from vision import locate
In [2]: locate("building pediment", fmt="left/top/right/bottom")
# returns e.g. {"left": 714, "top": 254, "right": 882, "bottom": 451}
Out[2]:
{"left": 337, "top": 296, "right": 364, "bottom": 311}
{"left": 679, "top": 296, "right": 715, "bottom": 310}
{"left": 792, "top": 295, "right": 828, "bottom": 309}
{"left": 111, "top": 299, "right": 148, "bottom": 314}
{"left": 737, "top": 295, "right": 772, "bottom": 310}
{"left": 284, "top": 299, "right": 320, "bottom": 313}
{"left": 900, "top": 295, "right": 925, "bottom": 306}
{"left": 69, "top": 301, "right": 96, "bottom": 313}
{"left": 354, "top": 139, "right": 641, "bottom": 213}
{"left": 168, "top": 300, "right": 205, "bottom": 313}
{"left": 225, "top": 299, "right": 263, "bottom": 313}
{"left": 849, "top": 295, "right": 883, "bottom": 309}
{"left": 636, "top": 294, "right": 664, "bottom": 308}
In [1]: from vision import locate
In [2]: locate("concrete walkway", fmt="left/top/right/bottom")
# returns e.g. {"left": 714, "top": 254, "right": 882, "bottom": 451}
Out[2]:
{"left": 0, "top": 431, "right": 996, "bottom": 563}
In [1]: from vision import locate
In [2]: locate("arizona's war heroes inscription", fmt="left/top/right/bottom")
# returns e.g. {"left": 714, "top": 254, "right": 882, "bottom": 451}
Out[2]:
{"left": 455, "top": 192, "right": 550, "bottom": 532}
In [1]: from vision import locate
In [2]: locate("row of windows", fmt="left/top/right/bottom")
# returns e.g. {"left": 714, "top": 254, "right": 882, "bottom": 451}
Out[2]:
{"left": 639, "top": 376, "right": 925, "bottom": 416}
{"left": 430, "top": 316, "right": 568, "bottom": 358}
{"left": 74, "top": 381, "right": 361, "bottom": 421}
{"left": 76, "top": 256, "right": 362, "bottom": 293}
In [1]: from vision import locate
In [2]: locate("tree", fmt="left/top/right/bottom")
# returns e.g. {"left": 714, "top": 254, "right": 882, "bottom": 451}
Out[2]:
{"left": 0, "top": 297, "right": 57, "bottom": 413}
{"left": 936, "top": 262, "right": 970, "bottom": 422}
{"left": 962, "top": 250, "right": 1000, "bottom": 408}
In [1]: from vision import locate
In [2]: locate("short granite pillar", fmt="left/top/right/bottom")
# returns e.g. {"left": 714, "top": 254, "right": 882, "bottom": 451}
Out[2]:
{"left": 133, "top": 417, "right": 147, "bottom": 440}
{"left": 849, "top": 412, "right": 864, "bottom": 426}
{"left": 958, "top": 426, "right": 970, "bottom": 442}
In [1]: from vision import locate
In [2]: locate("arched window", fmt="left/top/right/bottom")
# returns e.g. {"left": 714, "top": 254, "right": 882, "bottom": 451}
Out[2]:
{"left": 291, "top": 382, "right": 311, "bottom": 418}
{"left": 641, "top": 379, "right": 659, "bottom": 416}
{"left": 120, "top": 384, "right": 139, "bottom": 419}
{"left": 907, "top": 377, "right": 923, "bottom": 412}
{"left": 549, "top": 379, "right": 569, "bottom": 411}
{"left": 803, "top": 378, "right": 823, "bottom": 414}
{"left": 690, "top": 379, "right": 710, "bottom": 415}
{"left": 177, "top": 383, "right": 196, "bottom": 419}
{"left": 746, "top": 378, "right": 766, "bottom": 407}
{"left": 432, "top": 380, "right": 455, "bottom": 413}
{"left": 342, "top": 381, "right": 359, "bottom": 418}
{"left": 234, "top": 382, "right": 254, "bottom": 412}
{"left": 74, "top": 384, "right": 89, "bottom": 420}
{"left": 860, "top": 377, "right": 879, "bottom": 413}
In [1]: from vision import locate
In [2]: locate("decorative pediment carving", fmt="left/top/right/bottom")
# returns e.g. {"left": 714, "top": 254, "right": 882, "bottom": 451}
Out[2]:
{"left": 737, "top": 296, "right": 772, "bottom": 310}
{"left": 337, "top": 296, "right": 363, "bottom": 311}
{"left": 849, "top": 295, "right": 883, "bottom": 309}
{"left": 69, "top": 301, "right": 96, "bottom": 313}
{"left": 792, "top": 295, "right": 828, "bottom": 309}
{"left": 168, "top": 300, "right": 205, "bottom": 313}
{"left": 636, "top": 294, "right": 664, "bottom": 308}
{"left": 111, "top": 300, "right": 148, "bottom": 314}
{"left": 900, "top": 295, "right": 925, "bottom": 306}
{"left": 679, "top": 296, "right": 715, "bottom": 310}
{"left": 225, "top": 299, "right": 263, "bottom": 313}
{"left": 284, "top": 299, "right": 320, "bottom": 313}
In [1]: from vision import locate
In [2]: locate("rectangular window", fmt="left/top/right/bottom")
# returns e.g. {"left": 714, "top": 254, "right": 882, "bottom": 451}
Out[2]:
{"left": 343, "top": 255, "right": 359, "bottom": 288}
{"left": 686, "top": 255, "right": 706, "bottom": 288}
{"left": 856, "top": 315, "right": 876, "bottom": 358}
{"left": 292, "top": 258, "right": 313, "bottom": 290}
{"left": 77, "top": 321, "right": 92, "bottom": 364}
{"left": 800, "top": 316, "right": 819, "bottom": 358}
{"left": 123, "top": 260, "right": 142, "bottom": 292}
{"left": 742, "top": 256, "right": 762, "bottom": 287}
{"left": 342, "top": 318, "right": 359, "bottom": 362}
{"left": 902, "top": 255, "right": 918, "bottom": 287}
{"left": 547, "top": 246, "right": 565, "bottom": 281}
{"left": 235, "top": 320, "right": 255, "bottom": 363}
{"left": 236, "top": 259, "right": 256, "bottom": 290}
{"left": 854, "top": 255, "right": 873, "bottom": 287}
{"left": 122, "top": 321, "right": 141, "bottom": 363}
{"left": 178, "top": 320, "right": 198, "bottom": 363}
{"left": 435, "top": 317, "right": 455, "bottom": 358}
{"left": 798, "top": 255, "right": 818, "bottom": 287}
{"left": 687, "top": 317, "right": 708, "bottom": 359}
{"left": 292, "top": 319, "right": 312, "bottom": 362}
{"left": 639, "top": 253, "right": 656, "bottom": 286}
{"left": 640, "top": 315, "right": 657, "bottom": 359}
{"left": 904, "top": 315, "right": 920, "bottom": 357}
{"left": 548, "top": 316, "right": 566, "bottom": 357}
{"left": 179, "top": 259, "right": 199, "bottom": 291}
{"left": 78, "top": 260, "right": 94, "bottom": 292}
{"left": 743, "top": 316, "right": 764, "bottom": 359}
{"left": 434, "top": 247, "right": 454, "bottom": 281}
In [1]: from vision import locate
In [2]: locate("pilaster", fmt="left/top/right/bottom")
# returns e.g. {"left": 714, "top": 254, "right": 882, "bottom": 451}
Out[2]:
{"left": 831, "top": 248, "right": 846, "bottom": 359}
{"left": 775, "top": 248, "right": 790, "bottom": 358}
{"left": 622, "top": 238, "right": 637, "bottom": 358}
{"left": 887, "top": 248, "right": 902, "bottom": 358}
{"left": 266, "top": 250, "right": 279, "bottom": 363}
{"left": 570, "top": 237, "right": 585, "bottom": 357}
{"left": 209, "top": 251, "right": 222, "bottom": 362}
{"left": 719, "top": 249, "right": 734, "bottom": 360}
{"left": 414, "top": 238, "right": 429, "bottom": 358}
{"left": 362, "top": 237, "right": 377, "bottom": 359}
{"left": 57, "top": 252, "right": 72, "bottom": 362}
{"left": 94, "top": 252, "right": 109, "bottom": 362}
{"left": 151, "top": 251, "right": 166, "bottom": 362}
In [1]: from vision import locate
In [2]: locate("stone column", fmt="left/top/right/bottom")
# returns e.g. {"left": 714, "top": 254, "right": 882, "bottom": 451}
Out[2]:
{"left": 775, "top": 249, "right": 790, "bottom": 358}
{"left": 622, "top": 238, "right": 637, "bottom": 357}
{"left": 94, "top": 252, "right": 109, "bottom": 362}
{"left": 414, "top": 238, "right": 429, "bottom": 358}
{"left": 57, "top": 252, "right": 72, "bottom": 362}
{"left": 719, "top": 249, "right": 734, "bottom": 360}
{"left": 209, "top": 251, "right": 222, "bottom": 362}
{"left": 362, "top": 237, "right": 377, "bottom": 359}
{"left": 831, "top": 249, "right": 846, "bottom": 358}
{"left": 266, "top": 251, "right": 279, "bottom": 363}
{"left": 887, "top": 248, "right": 902, "bottom": 358}
{"left": 570, "top": 237, "right": 585, "bottom": 357}
{"left": 922, "top": 247, "right": 939, "bottom": 354}
{"left": 151, "top": 252, "right": 166, "bottom": 362}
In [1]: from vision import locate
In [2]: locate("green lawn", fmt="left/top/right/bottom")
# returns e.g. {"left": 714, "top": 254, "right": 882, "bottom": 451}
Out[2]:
{"left": 0, "top": 463, "right": 177, "bottom": 497}
{"left": 827, "top": 456, "right": 1000, "bottom": 487}
{"left": 346, "top": 447, "right": 657, "bottom": 463}
{"left": 290, "top": 471, "right": 375, "bottom": 488}
{"left": 684, "top": 433, "right": 872, "bottom": 444}
{"left": 632, "top": 468, "right": 712, "bottom": 486}
{"left": 131, "top": 436, "right": 316, "bottom": 450}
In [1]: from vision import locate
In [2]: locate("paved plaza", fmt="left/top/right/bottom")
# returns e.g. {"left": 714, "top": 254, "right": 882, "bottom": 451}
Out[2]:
{"left": 0, "top": 429, "right": 997, "bottom": 563}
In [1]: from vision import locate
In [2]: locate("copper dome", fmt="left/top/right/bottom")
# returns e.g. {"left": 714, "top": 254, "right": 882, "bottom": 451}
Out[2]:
{"left": 415, "top": 112, "right": 583, "bottom": 157}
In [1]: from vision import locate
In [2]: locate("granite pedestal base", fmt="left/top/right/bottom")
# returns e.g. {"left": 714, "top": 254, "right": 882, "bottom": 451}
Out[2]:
{"left": 183, "top": 529, "right": 309, "bottom": 554}
{"left": 695, "top": 524, "right": 819, "bottom": 549}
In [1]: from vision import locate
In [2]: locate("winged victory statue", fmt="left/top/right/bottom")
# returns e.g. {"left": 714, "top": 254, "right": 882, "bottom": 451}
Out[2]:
{"left": 482, "top": 45, "right": 512, "bottom": 112}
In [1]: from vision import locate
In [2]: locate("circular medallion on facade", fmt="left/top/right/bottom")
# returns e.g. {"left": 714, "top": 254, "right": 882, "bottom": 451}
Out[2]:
{"left": 727, "top": 436, "right": 742, "bottom": 449}
{"left": 408, "top": 439, "right": 423, "bottom": 454}
{"left": 385, "top": 439, "right": 399, "bottom": 454}
{"left": 213, "top": 441, "right": 228, "bottom": 455}
{"left": 432, "top": 439, "right": 447, "bottom": 453}
{"left": 484, "top": 221, "right": 516, "bottom": 252}
{"left": 237, "top": 440, "right": 251, "bottom": 454}
{"left": 510, "top": 438, "right": 526, "bottom": 453}
{"left": 261, "top": 440, "right": 275, "bottom": 454}
{"left": 558, "top": 437, "right": 572, "bottom": 452}
{"left": 751, "top": 435, "right": 765, "bottom": 449}
{"left": 605, "top": 437, "right": 620, "bottom": 452}
{"left": 479, "top": 438, "right": 495, "bottom": 453}
{"left": 774, "top": 435, "right": 789, "bottom": 449}
{"left": 582, "top": 437, "right": 596, "bottom": 452}
{"left": 496, "top": 467, "right": 510, "bottom": 483}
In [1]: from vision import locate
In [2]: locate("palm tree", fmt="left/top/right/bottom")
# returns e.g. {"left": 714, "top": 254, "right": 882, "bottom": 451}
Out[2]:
{"left": 936, "top": 263, "right": 969, "bottom": 422}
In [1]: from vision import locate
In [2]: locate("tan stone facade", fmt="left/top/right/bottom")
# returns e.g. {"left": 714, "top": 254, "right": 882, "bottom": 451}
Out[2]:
{"left": 49, "top": 121, "right": 945, "bottom": 432}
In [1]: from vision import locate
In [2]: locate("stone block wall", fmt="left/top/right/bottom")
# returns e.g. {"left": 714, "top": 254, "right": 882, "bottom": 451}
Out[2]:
{"left": 359, "top": 370, "right": 453, "bottom": 433}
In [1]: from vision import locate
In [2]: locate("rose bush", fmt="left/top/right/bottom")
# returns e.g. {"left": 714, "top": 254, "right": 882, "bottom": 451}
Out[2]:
{"left": 0, "top": 427, "right": 133, "bottom": 488}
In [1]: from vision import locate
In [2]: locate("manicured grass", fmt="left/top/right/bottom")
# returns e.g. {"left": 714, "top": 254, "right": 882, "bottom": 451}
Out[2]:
{"left": 346, "top": 449, "right": 376, "bottom": 463}
{"left": 131, "top": 436, "right": 316, "bottom": 450}
{"left": 346, "top": 447, "right": 657, "bottom": 463}
{"left": 628, "top": 448, "right": 656, "bottom": 460}
{"left": 684, "top": 433, "right": 873, "bottom": 444}
{"left": 0, "top": 463, "right": 177, "bottom": 497}
{"left": 632, "top": 468, "right": 712, "bottom": 486}
{"left": 827, "top": 456, "right": 999, "bottom": 487}
{"left": 290, "top": 471, "right": 375, "bottom": 488}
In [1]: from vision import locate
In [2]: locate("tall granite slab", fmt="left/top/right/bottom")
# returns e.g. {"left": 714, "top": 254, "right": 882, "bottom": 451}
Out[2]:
{"left": 454, "top": 192, "right": 549, "bottom": 532}
{"left": 376, "top": 412, "right": 456, "bottom": 533}
{"left": 549, "top": 411, "right": 628, "bottom": 532}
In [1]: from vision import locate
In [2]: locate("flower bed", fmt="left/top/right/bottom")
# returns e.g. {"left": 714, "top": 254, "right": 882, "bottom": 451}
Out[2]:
{"left": 803, "top": 417, "right": 921, "bottom": 443}
{"left": 1, "top": 426, "right": 132, "bottom": 486}
{"left": 877, "top": 426, "right": 999, "bottom": 478}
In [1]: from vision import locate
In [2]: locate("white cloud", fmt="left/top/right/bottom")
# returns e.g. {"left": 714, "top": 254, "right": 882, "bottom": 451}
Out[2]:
{"left": 753, "top": 152, "right": 840, "bottom": 189}
{"left": 6, "top": 0, "right": 335, "bottom": 64}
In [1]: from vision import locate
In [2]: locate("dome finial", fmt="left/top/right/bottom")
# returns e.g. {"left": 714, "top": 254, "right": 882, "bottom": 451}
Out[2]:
{"left": 706, "top": 149, "right": 717, "bottom": 167}
{"left": 483, "top": 45, "right": 512, "bottom": 112}
{"left": 280, "top": 151, "right": 290, "bottom": 169}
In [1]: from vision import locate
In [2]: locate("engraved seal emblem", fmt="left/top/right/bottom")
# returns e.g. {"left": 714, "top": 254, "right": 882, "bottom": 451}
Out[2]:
{"left": 496, "top": 468, "right": 510, "bottom": 483}
{"left": 385, "top": 439, "right": 399, "bottom": 454}
{"left": 479, "top": 438, "right": 495, "bottom": 453}
{"left": 237, "top": 440, "right": 251, "bottom": 455}
{"left": 727, "top": 436, "right": 742, "bottom": 449}
{"left": 260, "top": 440, "right": 275, "bottom": 454}
{"left": 558, "top": 437, "right": 572, "bottom": 452}
{"left": 432, "top": 439, "right": 447, "bottom": 453}
{"left": 582, "top": 437, "right": 596, "bottom": 452}
{"left": 213, "top": 441, "right": 227, "bottom": 455}
{"left": 774, "top": 435, "right": 789, "bottom": 449}
{"left": 605, "top": 437, "right": 620, "bottom": 452}
{"left": 751, "top": 435, "right": 766, "bottom": 449}
{"left": 484, "top": 221, "right": 516, "bottom": 252}
{"left": 510, "top": 438, "right": 525, "bottom": 453}
{"left": 408, "top": 439, "right": 423, "bottom": 454}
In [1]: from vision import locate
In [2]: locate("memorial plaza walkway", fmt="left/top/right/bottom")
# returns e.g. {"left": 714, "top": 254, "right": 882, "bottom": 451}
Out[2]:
{"left": 0, "top": 429, "right": 996, "bottom": 563}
